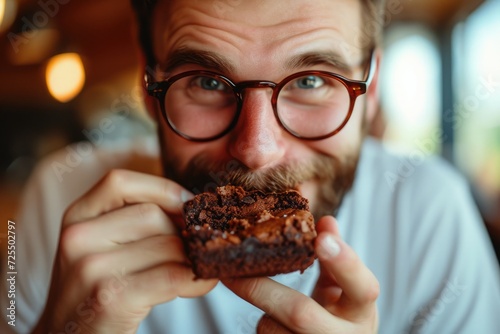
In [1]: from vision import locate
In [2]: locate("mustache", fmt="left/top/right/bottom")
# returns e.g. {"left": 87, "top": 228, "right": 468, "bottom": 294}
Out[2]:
{"left": 175, "top": 154, "right": 338, "bottom": 194}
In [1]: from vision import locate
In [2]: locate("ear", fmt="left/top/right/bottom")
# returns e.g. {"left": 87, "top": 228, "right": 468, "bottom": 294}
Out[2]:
{"left": 364, "top": 48, "right": 382, "bottom": 125}
{"left": 138, "top": 53, "right": 161, "bottom": 122}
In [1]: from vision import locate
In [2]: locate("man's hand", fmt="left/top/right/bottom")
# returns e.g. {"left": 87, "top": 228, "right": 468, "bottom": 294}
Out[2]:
{"left": 33, "top": 169, "right": 217, "bottom": 333}
{"left": 223, "top": 216, "right": 379, "bottom": 334}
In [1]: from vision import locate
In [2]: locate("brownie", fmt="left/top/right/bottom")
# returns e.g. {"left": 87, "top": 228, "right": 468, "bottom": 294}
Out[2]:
{"left": 182, "top": 185, "right": 317, "bottom": 279}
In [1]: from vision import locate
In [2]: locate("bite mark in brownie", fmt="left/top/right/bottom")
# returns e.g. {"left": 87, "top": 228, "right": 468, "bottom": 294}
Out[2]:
{"left": 182, "top": 185, "right": 317, "bottom": 279}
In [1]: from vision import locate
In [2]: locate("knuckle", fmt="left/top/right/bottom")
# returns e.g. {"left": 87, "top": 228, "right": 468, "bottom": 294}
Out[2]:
{"left": 59, "top": 224, "right": 88, "bottom": 262}
{"left": 136, "top": 202, "right": 164, "bottom": 222}
{"left": 62, "top": 203, "right": 77, "bottom": 225}
{"left": 363, "top": 279, "right": 380, "bottom": 303}
{"left": 92, "top": 290, "right": 144, "bottom": 330}
{"left": 91, "top": 279, "right": 120, "bottom": 316}
{"left": 104, "top": 169, "right": 129, "bottom": 188}
{"left": 74, "top": 254, "right": 106, "bottom": 284}
{"left": 93, "top": 277, "right": 110, "bottom": 295}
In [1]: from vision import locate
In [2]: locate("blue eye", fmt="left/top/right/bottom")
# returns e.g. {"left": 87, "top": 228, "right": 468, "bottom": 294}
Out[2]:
{"left": 295, "top": 76, "right": 324, "bottom": 89}
{"left": 196, "top": 77, "right": 226, "bottom": 91}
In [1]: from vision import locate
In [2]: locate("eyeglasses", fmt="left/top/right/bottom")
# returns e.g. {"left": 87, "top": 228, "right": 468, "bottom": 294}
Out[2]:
{"left": 146, "top": 52, "right": 376, "bottom": 141}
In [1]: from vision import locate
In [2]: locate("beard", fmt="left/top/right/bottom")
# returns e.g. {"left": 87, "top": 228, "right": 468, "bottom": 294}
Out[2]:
{"left": 162, "top": 148, "right": 361, "bottom": 219}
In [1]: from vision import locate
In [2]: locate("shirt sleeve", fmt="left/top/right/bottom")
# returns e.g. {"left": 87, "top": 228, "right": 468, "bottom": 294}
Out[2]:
{"left": 0, "top": 155, "right": 66, "bottom": 333}
{"left": 0, "top": 142, "right": 138, "bottom": 333}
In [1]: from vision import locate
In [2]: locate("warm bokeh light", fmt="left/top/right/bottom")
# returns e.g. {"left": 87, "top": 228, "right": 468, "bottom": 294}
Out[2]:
{"left": 45, "top": 53, "right": 86, "bottom": 103}
{"left": 0, "top": 0, "right": 5, "bottom": 26}
{"left": 8, "top": 28, "right": 60, "bottom": 65}
{"left": 0, "top": 0, "right": 17, "bottom": 33}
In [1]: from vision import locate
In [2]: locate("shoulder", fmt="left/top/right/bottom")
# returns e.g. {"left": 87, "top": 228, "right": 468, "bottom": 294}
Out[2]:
{"left": 349, "top": 137, "right": 472, "bottom": 226}
{"left": 357, "top": 137, "right": 482, "bottom": 251}
{"left": 19, "top": 136, "right": 162, "bottom": 228}
{"left": 360, "top": 137, "right": 467, "bottom": 197}
{"left": 33, "top": 136, "right": 160, "bottom": 197}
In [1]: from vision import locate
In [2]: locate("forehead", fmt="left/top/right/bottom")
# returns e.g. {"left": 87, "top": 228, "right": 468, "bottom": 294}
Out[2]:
{"left": 152, "top": 0, "right": 364, "bottom": 76}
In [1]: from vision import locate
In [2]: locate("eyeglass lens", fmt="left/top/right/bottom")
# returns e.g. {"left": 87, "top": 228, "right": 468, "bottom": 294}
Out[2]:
{"left": 163, "top": 73, "right": 351, "bottom": 140}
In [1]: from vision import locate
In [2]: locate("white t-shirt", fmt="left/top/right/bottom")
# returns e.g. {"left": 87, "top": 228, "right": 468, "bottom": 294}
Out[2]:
{"left": 2, "top": 136, "right": 499, "bottom": 334}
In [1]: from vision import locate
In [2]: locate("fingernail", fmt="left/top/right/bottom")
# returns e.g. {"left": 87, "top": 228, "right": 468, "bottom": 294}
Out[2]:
{"left": 181, "top": 190, "right": 195, "bottom": 203}
{"left": 319, "top": 235, "right": 341, "bottom": 258}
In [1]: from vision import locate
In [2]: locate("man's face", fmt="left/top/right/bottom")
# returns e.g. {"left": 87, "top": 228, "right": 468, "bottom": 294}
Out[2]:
{"left": 150, "top": 0, "right": 378, "bottom": 217}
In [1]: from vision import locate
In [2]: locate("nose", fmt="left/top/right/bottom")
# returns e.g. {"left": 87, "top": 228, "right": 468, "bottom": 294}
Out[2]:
{"left": 228, "top": 89, "right": 285, "bottom": 170}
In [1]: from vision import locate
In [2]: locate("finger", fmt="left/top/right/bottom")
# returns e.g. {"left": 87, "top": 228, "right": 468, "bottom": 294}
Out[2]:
{"left": 61, "top": 203, "right": 177, "bottom": 251}
{"left": 257, "top": 314, "right": 293, "bottom": 334}
{"left": 316, "top": 215, "right": 340, "bottom": 236}
{"left": 65, "top": 235, "right": 188, "bottom": 287}
{"left": 311, "top": 216, "right": 343, "bottom": 305}
{"left": 120, "top": 263, "right": 218, "bottom": 307}
{"left": 60, "top": 203, "right": 178, "bottom": 262}
{"left": 224, "top": 277, "right": 336, "bottom": 333}
{"left": 64, "top": 169, "right": 193, "bottom": 224}
{"left": 103, "top": 235, "right": 188, "bottom": 275}
{"left": 87, "top": 202, "right": 179, "bottom": 243}
{"left": 315, "top": 232, "right": 379, "bottom": 319}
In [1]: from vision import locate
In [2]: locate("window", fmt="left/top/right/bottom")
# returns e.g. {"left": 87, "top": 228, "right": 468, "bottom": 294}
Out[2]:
{"left": 453, "top": 0, "right": 500, "bottom": 211}
{"left": 380, "top": 24, "right": 441, "bottom": 154}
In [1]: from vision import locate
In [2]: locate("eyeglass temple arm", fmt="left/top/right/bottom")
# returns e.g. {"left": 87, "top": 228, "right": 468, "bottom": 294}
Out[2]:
{"left": 365, "top": 49, "right": 377, "bottom": 87}
{"left": 144, "top": 73, "right": 165, "bottom": 97}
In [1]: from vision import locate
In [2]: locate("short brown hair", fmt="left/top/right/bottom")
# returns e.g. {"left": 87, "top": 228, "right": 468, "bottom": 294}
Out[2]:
{"left": 130, "top": 0, "right": 386, "bottom": 66}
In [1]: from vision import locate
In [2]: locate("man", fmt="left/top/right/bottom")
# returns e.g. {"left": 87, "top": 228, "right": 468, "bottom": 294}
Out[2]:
{"left": 2, "top": 0, "right": 500, "bottom": 333}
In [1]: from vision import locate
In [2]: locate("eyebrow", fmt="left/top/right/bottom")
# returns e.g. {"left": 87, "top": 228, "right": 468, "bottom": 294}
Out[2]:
{"left": 285, "top": 52, "right": 353, "bottom": 74}
{"left": 163, "top": 47, "right": 236, "bottom": 74}
{"left": 163, "top": 48, "right": 355, "bottom": 78}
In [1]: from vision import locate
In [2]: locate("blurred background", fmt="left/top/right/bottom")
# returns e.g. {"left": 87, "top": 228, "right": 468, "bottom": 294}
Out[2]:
{"left": 0, "top": 0, "right": 499, "bottom": 261}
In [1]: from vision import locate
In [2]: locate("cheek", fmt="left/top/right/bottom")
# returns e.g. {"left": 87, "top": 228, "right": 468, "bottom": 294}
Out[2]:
{"left": 309, "top": 106, "right": 365, "bottom": 158}
{"left": 340, "top": 108, "right": 365, "bottom": 146}
{"left": 160, "top": 130, "right": 195, "bottom": 170}
{"left": 160, "top": 128, "right": 228, "bottom": 171}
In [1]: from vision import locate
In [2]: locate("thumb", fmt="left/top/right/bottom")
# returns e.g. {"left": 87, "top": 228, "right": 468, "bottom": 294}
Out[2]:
{"left": 313, "top": 217, "right": 379, "bottom": 320}
{"left": 312, "top": 216, "right": 343, "bottom": 305}
{"left": 315, "top": 215, "right": 341, "bottom": 236}
{"left": 312, "top": 230, "right": 344, "bottom": 305}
